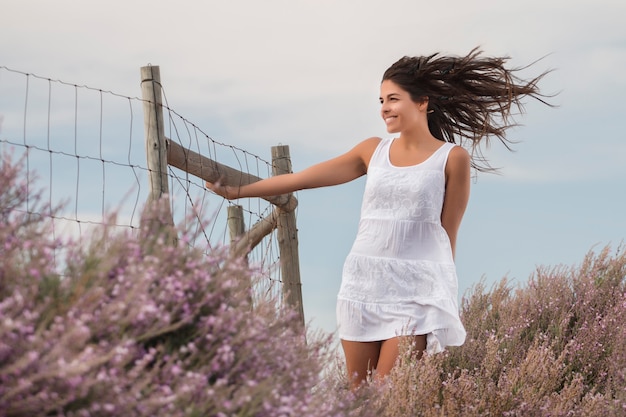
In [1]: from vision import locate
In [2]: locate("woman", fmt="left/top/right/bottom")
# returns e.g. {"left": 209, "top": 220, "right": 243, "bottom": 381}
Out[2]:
{"left": 207, "top": 48, "right": 550, "bottom": 389}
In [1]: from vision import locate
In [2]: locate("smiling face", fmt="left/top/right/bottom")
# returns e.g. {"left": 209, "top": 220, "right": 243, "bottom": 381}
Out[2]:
{"left": 379, "top": 80, "right": 428, "bottom": 134}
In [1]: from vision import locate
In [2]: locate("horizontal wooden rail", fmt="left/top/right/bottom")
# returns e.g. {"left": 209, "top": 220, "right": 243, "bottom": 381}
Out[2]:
{"left": 230, "top": 207, "right": 279, "bottom": 259}
{"left": 166, "top": 139, "right": 298, "bottom": 212}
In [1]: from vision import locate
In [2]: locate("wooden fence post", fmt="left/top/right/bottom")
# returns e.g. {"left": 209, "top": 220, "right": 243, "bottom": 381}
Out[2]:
{"left": 140, "top": 65, "right": 174, "bottom": 232}
{"left": 227, "top": 205, "right": 246, "bottom": 257}
{"left": 228, "top": 204, "right": 254, "bottom": 306}
{"left": 141, "top": 65, "right": 169, "bottom": 202}
{"left": 272, "top": 145, "right": 304, "bottom": 328}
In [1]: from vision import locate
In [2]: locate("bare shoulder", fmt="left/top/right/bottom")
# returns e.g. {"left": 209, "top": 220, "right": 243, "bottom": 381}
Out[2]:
{"left": 353, "top": 137, "right": 382, "bottom": 166}
{"left": 355, "top": 136, "right": 383, "bottom": 151}
{"left": 446, "top": 145, "right": 471, "bottom": 176}
{"left": 448, "top": 145, "right": 470, "bottom": 164}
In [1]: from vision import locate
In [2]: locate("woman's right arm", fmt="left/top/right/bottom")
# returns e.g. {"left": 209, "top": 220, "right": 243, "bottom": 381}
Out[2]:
{"left": 206, "top": 137, "right": 381, "bottom": 200}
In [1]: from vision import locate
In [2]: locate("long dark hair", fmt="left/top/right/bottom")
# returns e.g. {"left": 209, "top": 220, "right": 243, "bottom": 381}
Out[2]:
{"left": 382, "top": 47, "right": 553, "bottom": 172}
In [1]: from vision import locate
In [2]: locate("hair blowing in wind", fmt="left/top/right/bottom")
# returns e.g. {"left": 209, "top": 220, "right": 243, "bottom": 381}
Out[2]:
{"left": 382, "top": 47, "right": 554, "bottom": 172}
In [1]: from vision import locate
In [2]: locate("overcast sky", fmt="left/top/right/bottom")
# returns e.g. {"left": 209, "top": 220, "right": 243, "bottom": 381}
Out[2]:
{"left": 2, "top": 0, "right": 625, "bottom": 337}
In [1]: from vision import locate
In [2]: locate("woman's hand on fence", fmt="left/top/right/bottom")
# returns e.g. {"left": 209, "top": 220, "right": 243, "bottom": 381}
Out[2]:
{"left": 205, "top": 181, "right": 239, "bottom": 200}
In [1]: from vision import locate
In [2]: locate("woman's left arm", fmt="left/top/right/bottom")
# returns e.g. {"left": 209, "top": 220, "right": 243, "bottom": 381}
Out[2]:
{"left": 441, "top": 146, "right": 471, "bottom": 259}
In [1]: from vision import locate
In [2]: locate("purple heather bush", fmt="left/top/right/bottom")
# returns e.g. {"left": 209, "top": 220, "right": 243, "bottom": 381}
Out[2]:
{"left": 0, "top": 153, "right": 378, "bottom": 417}
{"left": 2, "top": 149, "right": 626, "bottom": 417}
{"left": 372, "top": 245, "right": 626, "bottom": 416}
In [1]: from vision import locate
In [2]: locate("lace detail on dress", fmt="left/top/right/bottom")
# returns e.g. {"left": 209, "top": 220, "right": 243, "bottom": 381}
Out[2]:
{"left": 362, "top": 167, "right": 443, "bottom": 223}
{"left": 339, "top": 253, "right": 458, "bottom": 304}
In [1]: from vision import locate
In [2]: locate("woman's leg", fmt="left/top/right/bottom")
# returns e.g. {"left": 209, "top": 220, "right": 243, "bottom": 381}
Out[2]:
{"left": 340, "top": 339, "right": 382, "bottom": 389}
{"left": 341, "top": 335, "right": 427, "bottom": 389}
{"left": 374, "top": 335, "right": 427, "bottom": 381}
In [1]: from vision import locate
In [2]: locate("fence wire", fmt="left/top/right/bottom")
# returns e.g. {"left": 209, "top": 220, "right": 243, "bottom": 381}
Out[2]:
{"left": 0, "top": 65, "right": 284, "bottom": 301}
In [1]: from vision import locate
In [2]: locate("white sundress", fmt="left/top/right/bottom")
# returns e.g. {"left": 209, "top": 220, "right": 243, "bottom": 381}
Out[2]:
{"left": 336, "top": 138, "right": 466, "bottom": 354}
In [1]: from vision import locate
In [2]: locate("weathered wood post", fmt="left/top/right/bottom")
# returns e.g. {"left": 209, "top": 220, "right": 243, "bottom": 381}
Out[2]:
{"left": 140, "top": 65, "right": 174, "bottom": 233}
{"left": 228, "top": 204, "right": 254, "bottom": 306}
{"left": 141, "top": 65, "right": 169, "bottom": 202}
{"left": 227, "top": 205, "right": 246, "bottom": 257}
{"left": 272, "top": 145, "right": 304, "bottom": 327}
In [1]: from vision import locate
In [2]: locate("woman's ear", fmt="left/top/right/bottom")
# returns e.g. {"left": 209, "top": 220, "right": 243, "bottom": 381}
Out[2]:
{"left": 418, "top": 96, "right": 430, "bottom": 113}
